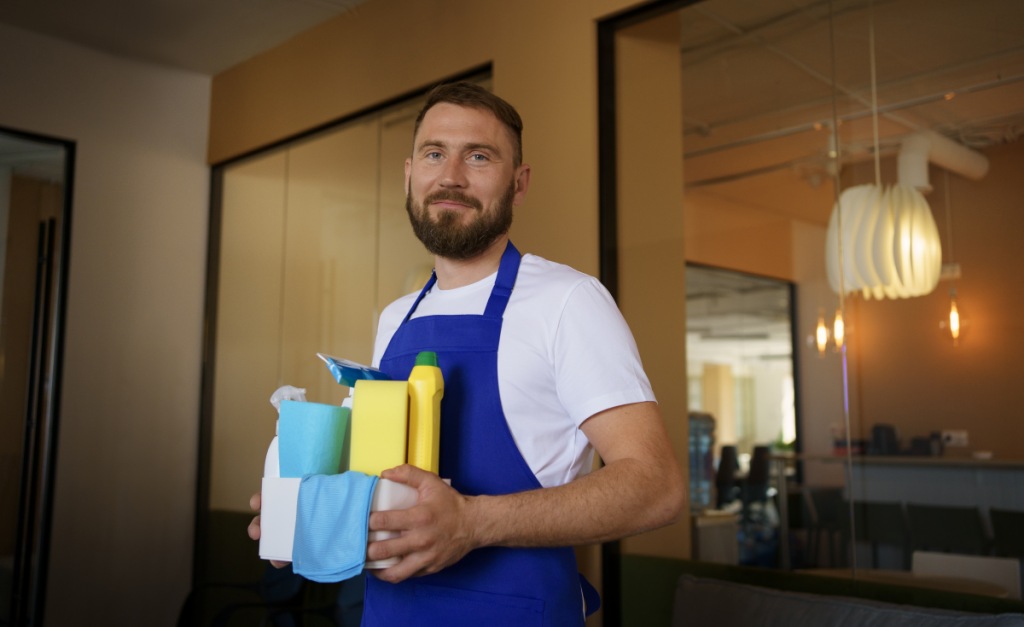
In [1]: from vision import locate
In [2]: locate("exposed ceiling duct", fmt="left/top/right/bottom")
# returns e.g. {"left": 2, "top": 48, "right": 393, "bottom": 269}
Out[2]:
{"left": 897, "top": 130, "right": 989, "bottom": 193}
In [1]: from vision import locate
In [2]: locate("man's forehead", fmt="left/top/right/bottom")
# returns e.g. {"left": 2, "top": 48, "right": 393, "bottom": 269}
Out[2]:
{"left": 415, "top": 103, "right": 510, "bottom": 151}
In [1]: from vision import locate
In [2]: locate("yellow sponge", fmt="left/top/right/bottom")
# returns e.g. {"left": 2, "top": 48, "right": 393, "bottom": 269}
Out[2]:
{"left": 350, "top": 380, "right": 408, "bottom": 476}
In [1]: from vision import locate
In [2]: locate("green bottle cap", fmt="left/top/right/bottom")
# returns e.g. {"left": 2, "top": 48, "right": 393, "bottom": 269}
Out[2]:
{"left": 415, "top": 351, "right": 439, "bottom": 367}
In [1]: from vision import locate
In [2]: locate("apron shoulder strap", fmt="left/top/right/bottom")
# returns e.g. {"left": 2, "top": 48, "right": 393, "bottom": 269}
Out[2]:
{"left": 403, "top": 271, "right": 437, "bottom": 324}
{"left": 400, "top": 241, "right": 520, "bottom": 323}
{"left": 483, "top": 240, "right": 521, "bottom": 319}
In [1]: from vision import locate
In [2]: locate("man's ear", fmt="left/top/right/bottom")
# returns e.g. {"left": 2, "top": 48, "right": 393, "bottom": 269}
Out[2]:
{"left": 404, "top": 158, "right": 412, "bottom": 196}
{"left": 513, "top": 164, "right": 531, "bottom": 206}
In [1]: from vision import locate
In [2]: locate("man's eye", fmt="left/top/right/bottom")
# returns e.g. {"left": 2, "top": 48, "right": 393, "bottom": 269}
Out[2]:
{"left": 427, "top": 151, "right": 442, "bottom": 159}
{"left": 470, "top": 154, "right": 487, "bottom": 162}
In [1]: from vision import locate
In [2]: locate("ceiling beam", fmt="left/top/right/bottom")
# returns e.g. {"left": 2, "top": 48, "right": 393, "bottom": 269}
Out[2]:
{"left": 680, "top": 0, "right": 888, "bottom": 68}
{"left": 683, "top": 45, "right": 1024, "bottom": 138}
{"left": 694, "top": 5, "right": 922, "bottom": 133}
{"left": 683, "top": 70, "right": 1024, "bottom": 160}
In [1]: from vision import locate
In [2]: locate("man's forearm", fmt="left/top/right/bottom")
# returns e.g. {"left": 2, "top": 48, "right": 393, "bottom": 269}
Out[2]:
{"left": 467, "top": 455, "right": 685, "bottom": 549}
{"left": 367, "top": 402, "right": 686, "bottom": 582}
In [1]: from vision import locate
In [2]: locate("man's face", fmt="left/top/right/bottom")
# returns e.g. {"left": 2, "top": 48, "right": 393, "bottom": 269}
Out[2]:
{"left": 405, "top": 103, "right": 530, "bottom": 260}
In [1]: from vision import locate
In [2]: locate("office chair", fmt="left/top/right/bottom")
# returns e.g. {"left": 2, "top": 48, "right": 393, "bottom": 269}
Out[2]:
{"left": 806, "top": 488, "right": 845, "bottom": 567}
{"left": 715, "top": 446, "right": 740, "bottom": 509}
{"left": 845, "top": 501, "right": 911, "bottom": 569}
{"left": 741, "top": 446, "right": 772, "bottom": 524}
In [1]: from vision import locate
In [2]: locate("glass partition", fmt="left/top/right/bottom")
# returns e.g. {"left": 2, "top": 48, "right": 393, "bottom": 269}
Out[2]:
{"left": 205, "top": 100, "right": 433, "bottom": 567}
{"left": 193, "top": 74, "right": 491, "bottom": 621}
{"left": 606, "top": 0, "right": 1024, "bottom": 616}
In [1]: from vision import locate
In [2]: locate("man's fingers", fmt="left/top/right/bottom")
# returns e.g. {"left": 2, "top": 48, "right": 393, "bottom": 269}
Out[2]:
{"left": 376, "top": 549, "right": 433, "bottom": 584}
{"left": 369, "top": 507, "right": 420, "bottom": 532}
{"left": 248, "top": 515, "right": 261, "bottom": 540}
{"left": 250, "top": 492, "right": 261, "bottom": 511}
{"left": 367, "top": 532, "right": 426, "bottom": 562}
{"left": 381, "top": 464, "right": 433, "bottom": 490}
{"left": 270, "top": 560, "right": 289, "bottom": 569}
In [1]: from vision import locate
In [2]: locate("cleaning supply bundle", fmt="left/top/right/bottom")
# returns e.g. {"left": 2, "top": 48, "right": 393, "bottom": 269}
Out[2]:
{"left": 258, "top": 352, "right": 444, "bottom": 580}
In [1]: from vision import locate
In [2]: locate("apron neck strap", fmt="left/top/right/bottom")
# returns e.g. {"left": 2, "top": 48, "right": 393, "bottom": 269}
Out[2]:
{"left": 483, "top": 240, "right": 521, "bottom": 319}
{"left": 403, "top": 271, "right": 437, "bottom": 324}
{"left": 402, "top": 241, "right": 522, "bottom": 324}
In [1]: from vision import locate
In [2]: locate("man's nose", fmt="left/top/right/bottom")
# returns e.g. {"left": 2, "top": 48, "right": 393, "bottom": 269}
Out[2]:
{"left": 438, "top": 157, "right": 469, "bottom": 188}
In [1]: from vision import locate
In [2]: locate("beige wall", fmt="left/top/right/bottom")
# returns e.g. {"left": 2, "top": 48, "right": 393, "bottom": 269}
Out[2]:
{"left": 0, "top": 23, "right": 211, "bottom": 627}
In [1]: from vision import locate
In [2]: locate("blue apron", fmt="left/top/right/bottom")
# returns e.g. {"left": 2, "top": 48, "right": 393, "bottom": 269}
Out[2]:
{"left": 363, "top": 241, "right": 599, "bottom": 627}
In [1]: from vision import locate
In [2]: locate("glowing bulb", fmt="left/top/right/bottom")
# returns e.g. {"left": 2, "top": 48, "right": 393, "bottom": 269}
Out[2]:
{"left": 949, "top": 291, "right": 960, "bottom": 345}
{"left": 833, "top": 309, "right": 845, "bottom": 350}
{"left": 816, "top": 309, "right": 828, "bottom": 356}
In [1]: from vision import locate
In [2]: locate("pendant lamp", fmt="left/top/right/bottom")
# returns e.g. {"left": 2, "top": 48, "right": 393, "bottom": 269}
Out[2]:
{"left": 822, "top": 0, "right": 986, "bottom": 300}
{"left": 826, "top": 182, "right": 943, "bottom": 298}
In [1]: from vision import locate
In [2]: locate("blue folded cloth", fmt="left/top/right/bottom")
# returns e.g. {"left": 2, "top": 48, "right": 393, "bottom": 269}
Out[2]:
{"left": 293, "top": 471, "right": 379, "bottom": 583}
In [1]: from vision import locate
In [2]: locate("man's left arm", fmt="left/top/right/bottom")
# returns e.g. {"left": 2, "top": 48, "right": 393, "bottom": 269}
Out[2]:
{"left": 367, "top": 400, "right": 686, "bottom": 583}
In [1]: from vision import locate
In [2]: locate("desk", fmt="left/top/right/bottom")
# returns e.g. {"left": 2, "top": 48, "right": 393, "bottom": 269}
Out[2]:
{"left": 798, "top": 568, "right": 1010, "bottom": 598}
{"left": 815, "top": 456, "right": 1024, "bottom": 537}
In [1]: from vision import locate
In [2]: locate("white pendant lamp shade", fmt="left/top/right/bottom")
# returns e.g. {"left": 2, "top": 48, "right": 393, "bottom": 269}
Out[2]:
{"left": 826, "top": 183, "right": 942, "bottom": 298}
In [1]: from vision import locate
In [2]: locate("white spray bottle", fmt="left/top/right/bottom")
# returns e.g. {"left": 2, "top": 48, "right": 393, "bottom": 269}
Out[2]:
{"left": 266, "top": 385, "right": 307, "bottom": 478}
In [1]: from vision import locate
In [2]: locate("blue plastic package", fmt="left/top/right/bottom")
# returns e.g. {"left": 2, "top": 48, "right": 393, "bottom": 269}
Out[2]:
{"left": 317, "top": 353, "right": 391, "bottom": 387}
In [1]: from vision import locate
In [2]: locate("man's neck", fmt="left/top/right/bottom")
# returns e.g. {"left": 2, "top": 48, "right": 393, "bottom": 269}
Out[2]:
{"left": 434, "top": 235, "right": 509, "bottom": 290}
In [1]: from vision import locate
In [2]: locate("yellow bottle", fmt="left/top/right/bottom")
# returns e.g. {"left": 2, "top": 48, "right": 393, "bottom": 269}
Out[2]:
{"left": 407, "top": 351, "right": 444, "bottom": 475}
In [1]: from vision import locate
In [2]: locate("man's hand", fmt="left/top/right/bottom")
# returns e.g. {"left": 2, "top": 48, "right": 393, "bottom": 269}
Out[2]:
{"left": 247, "top": 491, "right": 289, "bottom": 569}
{"left": 367, "top": 465, "right": 479, "bottom": 584}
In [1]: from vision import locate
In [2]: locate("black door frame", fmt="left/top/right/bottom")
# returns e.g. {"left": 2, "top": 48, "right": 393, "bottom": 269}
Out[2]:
{"left": 596, "top": 3, "right": 698, "bottom": 624}
{"left": 1, "top": 124, "right": 76, "bottom": 627}
{"left": 596, "top": 0, "right": 808, "bottom": 622}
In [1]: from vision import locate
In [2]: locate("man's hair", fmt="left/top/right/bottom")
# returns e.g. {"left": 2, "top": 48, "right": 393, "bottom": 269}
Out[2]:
{"left": 413, "top": 82, "right": 524, "bottom": 167}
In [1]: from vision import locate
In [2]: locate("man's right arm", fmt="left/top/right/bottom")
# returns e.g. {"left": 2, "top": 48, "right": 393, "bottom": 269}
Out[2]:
{"left": 365, "top": 400, "right": 686, "bottom": 582}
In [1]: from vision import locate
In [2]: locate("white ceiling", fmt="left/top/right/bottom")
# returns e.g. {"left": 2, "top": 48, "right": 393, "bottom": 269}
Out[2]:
{"left": 0, "top": 0, "right": 375, "bottom": 75}
{"left": 686, "top": 265, "right": 794, "bottom": 368}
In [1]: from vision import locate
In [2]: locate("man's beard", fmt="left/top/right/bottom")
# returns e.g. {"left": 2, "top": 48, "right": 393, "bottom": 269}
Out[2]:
{"left": 406, "top": 178, "right": 516, "bottom": 260}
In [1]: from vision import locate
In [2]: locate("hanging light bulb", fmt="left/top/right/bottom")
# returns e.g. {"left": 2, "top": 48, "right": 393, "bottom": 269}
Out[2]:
{"left": 833, "top": 308, "right": 845, "bottom": 351}
{"left": 941, "top": 172, "right": 963, "bottom": 347}
{"left": 949, "top": 287, "right": 960, "bottom": 345}
{"left": 816, "top": 309, "right": 829, "bottom": 357}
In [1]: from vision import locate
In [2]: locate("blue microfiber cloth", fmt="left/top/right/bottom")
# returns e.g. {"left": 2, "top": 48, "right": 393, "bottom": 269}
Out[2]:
{"left": 293, "top": 471, "right": 379, "bottom": 583}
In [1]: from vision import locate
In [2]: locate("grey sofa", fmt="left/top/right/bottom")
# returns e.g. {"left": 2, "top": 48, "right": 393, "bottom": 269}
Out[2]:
{"left": 672, "top": 575, "right": 1024, "bottom": 626}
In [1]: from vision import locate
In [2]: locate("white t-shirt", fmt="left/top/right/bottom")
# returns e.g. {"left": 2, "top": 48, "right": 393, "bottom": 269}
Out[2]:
{"left": 372, "top": 254, "right": 656, "bottom": 489}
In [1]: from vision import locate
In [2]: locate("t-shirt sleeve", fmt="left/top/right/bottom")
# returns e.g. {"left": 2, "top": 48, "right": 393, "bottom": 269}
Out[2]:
{"left": 553, "top": 277, "right": 657, "bottom": 427}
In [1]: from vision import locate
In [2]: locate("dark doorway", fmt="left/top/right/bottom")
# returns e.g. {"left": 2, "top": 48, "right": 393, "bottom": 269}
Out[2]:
{"left": 0, "top": 126, "right": 75, "bottom": 627}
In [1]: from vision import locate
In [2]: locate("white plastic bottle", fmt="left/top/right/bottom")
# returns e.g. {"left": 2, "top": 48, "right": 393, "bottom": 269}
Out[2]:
{"left": 265, "top": 385, "right": 307, "bottom": 479}
{"left": 264, "top": 420, "right": 280, "bottom": 478}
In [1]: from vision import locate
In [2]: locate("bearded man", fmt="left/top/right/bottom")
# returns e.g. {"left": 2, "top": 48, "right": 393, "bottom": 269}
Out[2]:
{"left": 253, "top": 82, "right": 685, "bottom": 626}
